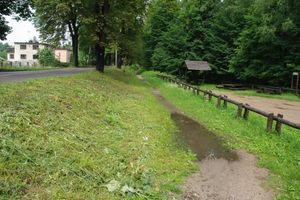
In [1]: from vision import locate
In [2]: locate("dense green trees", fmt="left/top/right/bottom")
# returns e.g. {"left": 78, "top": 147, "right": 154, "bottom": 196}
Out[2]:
{"left": 143, "top": 0, "right": 300, "bottom": 86}
{"left": 143, "top": 0, "right": 250, "bottom": 81}
{"left": 230, "top": 0, "right": 300, "bottom": 85}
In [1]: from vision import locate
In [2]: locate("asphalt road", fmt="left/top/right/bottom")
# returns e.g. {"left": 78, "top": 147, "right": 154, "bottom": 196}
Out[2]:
{"left": 0, "top": 67, "right": 95, "bottom": 84}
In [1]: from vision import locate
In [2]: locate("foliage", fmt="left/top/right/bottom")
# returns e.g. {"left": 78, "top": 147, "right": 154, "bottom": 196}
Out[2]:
{"left": 229, "top": 0, "right": 300, "bottom": 86}
{"left": 142, "top": 0, "right": 181, "bottom": 71}
{"left": 0, "top": 42, "right": 11, "bottom": 60}
{"left": 0, "top": 68, "right": 197, "bottom": 199}
{"left": 34, "top": 0, "right": 86, "bottom": 66}
{"left": 37, "top": 48, "right": 69, "bottom": 67}
{"left": 143, "top": 0, "right": 251, "bottom": 81}
{"left": 142, "top": 71, "right": 300, "bottom": 200}
{"left": 0, "top": 0, "right": 33, "bottom": 40}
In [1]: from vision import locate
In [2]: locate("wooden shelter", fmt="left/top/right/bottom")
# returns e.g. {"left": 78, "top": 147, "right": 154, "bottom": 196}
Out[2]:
{"left": 179, "top": 61, "right": 211, "bottom": 84}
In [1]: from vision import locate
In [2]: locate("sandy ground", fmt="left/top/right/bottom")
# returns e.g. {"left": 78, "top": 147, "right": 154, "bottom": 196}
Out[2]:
{"left": 137, "top": 75, "right": 277, "bottom": 200}
{"left": 211, "top": 90, "right": 300, "bottom": 124}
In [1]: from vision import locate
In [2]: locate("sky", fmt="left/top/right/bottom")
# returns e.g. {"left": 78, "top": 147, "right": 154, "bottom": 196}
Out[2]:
{"left": 2, "top": 16, "right": 40, "bottom": 45}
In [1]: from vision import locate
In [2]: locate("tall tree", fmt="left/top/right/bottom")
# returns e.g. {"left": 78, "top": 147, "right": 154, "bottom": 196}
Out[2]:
{"left": 142, "top": 0, "right": 180, "bottom": 70}
{"left": 34, "top": 0, "right": 86, "bottom": 66}
{"left": 0, "top": 0, "right": 33, "bottom": 40}
{"left": 83, "top": 0, "right": 147, "bottom": 72}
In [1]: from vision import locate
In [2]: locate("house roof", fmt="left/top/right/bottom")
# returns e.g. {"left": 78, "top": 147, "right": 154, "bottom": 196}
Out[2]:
{"left": 180, "top": 60, "right": 211, "bottom": 71}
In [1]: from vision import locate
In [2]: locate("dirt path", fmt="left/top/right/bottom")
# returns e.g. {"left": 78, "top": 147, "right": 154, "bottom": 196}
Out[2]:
{"left": 211, "top": 90, "right": 300, "bottom": 124}
{"left": 137, "top": 75, "right": 276, "bottom": 200}
{"left": 182, "top": 150, "right": 275, "bottom": 200}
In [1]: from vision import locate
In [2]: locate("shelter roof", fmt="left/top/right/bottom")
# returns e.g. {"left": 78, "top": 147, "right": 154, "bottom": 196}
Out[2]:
{"left": 180, "top": 60, "right": 211, "bottom": 71}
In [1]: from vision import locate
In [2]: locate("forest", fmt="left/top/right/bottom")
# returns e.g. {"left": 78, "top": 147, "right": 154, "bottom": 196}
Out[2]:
{"left": 143, "top": 0, "right": 300, "bottom": 86}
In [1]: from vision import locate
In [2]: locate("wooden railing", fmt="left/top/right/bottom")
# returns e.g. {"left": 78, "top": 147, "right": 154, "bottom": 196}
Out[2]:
{"left": 157, "top": 74, "right": 300, "bottom": 135}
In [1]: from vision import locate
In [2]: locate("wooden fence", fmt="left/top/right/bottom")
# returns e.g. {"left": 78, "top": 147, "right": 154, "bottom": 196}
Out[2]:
{"left": 157, "top": 74, "right": 300, "bottom": 135}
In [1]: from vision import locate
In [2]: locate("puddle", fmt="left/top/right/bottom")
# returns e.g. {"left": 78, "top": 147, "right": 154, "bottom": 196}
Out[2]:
{"left": 171, "top": 113, "right": 238, "bottom": 161}
{"left": 137, "top": 75, "right": 238, "bottom": 161}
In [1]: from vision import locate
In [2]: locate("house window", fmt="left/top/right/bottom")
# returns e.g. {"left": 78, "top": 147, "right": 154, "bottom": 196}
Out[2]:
{"left": 10, "top": 54, "right": 14, "bottom": 59}
{"left": 20, "top": 45, "right": 27, "bottom": 50}
{"left": 33, "top": 45, "right": 39, "bottom": 50}
{"left": 33, "top": 54, "right": 38, "bottom": 59}
{"left": 20, "top": 54, "right": 27, "bottom": 59}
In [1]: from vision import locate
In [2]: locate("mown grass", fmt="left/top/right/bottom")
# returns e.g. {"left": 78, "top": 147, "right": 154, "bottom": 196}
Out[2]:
{"left": 142, "top": 71, "right": 300, "bottom": 200}
{"left": 0, "top": 67, "right": 197, "bottom": 199}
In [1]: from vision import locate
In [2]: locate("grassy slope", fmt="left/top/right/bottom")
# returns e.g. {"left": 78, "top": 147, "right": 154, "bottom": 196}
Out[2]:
{"left": 142, "top": 71, "right": 300, "bottom": 200}
{"left": 0, "top": 68, "right": 196, "bottom": 199}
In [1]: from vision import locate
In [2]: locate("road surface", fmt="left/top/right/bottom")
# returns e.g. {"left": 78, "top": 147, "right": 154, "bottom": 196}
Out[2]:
{"left": 0, "top": 67, "right": 95, "bottom": 84}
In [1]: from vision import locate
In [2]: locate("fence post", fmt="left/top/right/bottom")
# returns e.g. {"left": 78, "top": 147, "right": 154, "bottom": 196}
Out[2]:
{"left": 237, "top": 103, "right": 243, "bottom": 118}
{"left": 209, "top": 90, "right": 212, "bottom": 101}
{"left": 193, "top": 87, "right": 195, "bottom": 95}
{"left": 178, "top": 81, "right": 181, "bottom": 88}
{"left": 275, "top": 114, "right": 283, "bottom": 135}
{"left": 267, "top": 113, "right": 274, "bottom": 133}
{"left": 217, "top": 96, "right": 221, "bottom": 108}
{"left": 203, "top": 90, "right": 207, "bottom": 100}
{"left": 197, "top": 88, "right": 200, "bottom": 96}
{"left": 243, "top": 103, "right": 250, "bottom": 120}
{"left": 223, "top": 95, "right": 228, "bottom": 108}
{"left": 184, "top": 83, "right": 187, "bottom": 90}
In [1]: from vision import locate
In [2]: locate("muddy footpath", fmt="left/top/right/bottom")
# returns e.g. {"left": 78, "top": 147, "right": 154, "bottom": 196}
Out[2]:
{"left": 137, "top": 75, "right": 275, "bottom": 200}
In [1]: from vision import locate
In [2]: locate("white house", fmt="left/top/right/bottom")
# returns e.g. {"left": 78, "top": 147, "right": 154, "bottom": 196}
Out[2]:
{"left": 7, "top": 41, "right": 46, "bottom": 66}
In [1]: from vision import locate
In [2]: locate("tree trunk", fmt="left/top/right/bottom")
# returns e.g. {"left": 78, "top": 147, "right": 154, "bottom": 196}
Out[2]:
{"left": 72, "top": 34, "right": 79, "bottom": 67}
{"left": 117, "top": 55, "right": 122, "bottom": 69}
{"left": 95, "top": 0, "right": 110, "bottom": 73}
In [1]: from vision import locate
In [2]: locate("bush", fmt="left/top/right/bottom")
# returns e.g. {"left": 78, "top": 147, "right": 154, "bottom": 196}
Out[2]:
{"left": 37, "top": 49, "right": 70, "bottom": 67}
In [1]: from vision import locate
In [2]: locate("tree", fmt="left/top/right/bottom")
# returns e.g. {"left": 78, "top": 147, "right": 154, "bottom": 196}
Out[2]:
{"left": 37, "top": 48, "right": 59, "bottom": 67}
{"left": 80, "top": 0, "right": 147, "bottom": 72}
{"left": 142, "top": 0, "right": 180, "bottom": 71}
{"left": 34, "top": 0, "right": 87, "bottom": 67}
{"left": 0, "top": 42, "right": 11, "bottom": 60}
{"left": 0, "top": 0, "right": 33, "bottom": 40}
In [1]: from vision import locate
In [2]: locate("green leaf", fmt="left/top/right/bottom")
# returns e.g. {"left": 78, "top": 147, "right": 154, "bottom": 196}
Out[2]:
{"left": 106, "top": 180, "right": 120, "bottom": 192}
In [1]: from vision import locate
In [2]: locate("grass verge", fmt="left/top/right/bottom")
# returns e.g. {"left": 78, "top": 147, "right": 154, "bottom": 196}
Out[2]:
{"left": 142, "top": 71, "right": 300, "bottom": 200}
{"left": 0, "top": 67, "right": 197, "bottom": 199}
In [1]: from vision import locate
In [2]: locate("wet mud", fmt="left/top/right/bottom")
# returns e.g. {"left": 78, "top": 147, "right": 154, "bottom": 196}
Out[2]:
{"left": 171, "top": 113, "right": 238, "bottom": 161}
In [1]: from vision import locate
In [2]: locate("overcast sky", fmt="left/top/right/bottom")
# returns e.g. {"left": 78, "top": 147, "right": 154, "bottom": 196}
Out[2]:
{"left": 2, "top": 16, "right": 40, "bottom": 45}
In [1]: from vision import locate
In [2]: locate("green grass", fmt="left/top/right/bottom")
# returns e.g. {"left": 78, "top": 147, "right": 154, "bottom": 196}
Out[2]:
{"left": 0, "top": 67, "right": 197, "bottom": 199}
{"left": 142, "top": 71, "right": 300, "bottom": 200}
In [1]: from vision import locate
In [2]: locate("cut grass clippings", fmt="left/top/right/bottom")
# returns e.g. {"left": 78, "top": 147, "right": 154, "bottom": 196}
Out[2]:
{"left": 142, "top": 71, "right": 300, "bottom": 200}
{"left": 0, "top": 67, "right": 197, "bottom": 199}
